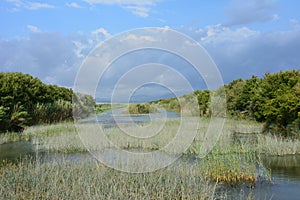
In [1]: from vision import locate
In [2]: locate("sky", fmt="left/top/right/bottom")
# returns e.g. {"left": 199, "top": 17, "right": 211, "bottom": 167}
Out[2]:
{"left": 0, "top": 0, "right": 300, "bottom": 102}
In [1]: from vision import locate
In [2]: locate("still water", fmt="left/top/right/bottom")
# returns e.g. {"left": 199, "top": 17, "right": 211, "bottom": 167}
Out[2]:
{"left": 79, "top": 108, "right": 180, "bottom": 128}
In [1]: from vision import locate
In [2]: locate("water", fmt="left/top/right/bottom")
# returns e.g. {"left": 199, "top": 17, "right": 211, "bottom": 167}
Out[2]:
{"left": 79, "top": 108, "right": 180, "bottom": 128}
{"left": 0, "top": 109, "right": 299, "bottom": 199}
{"left": 0, "top": 141, "right": 34, "bottom": 163}
{"left": 1, "top": 141, "right": 299, "bottom": 199}
{"left": 260, "top": 155, "right": 300, "bottom": 199}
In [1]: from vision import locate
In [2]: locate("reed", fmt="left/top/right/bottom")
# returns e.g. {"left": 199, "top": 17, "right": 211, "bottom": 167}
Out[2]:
{"left": 0, "top": 131, "right": 30, "bottom": 144}
{"left": 0, "top": 157, "right": 223, "bottom": 199}
{"left": 200, "top": 148, "right": 271, "bottom": 185}
{"left": 256, "top": 134, "right": 300, "bottom": 155}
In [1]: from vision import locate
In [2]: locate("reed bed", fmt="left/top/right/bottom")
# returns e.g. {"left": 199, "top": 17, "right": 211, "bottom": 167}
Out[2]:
{"left": 0, "top": 157, "right": 222, "bottom": 200}
{"left": 1, "top": 118, "right": 299, "bottom": 157}
{"left": 0, "top": 118, "right": 279, "bottom": 199}
{"left": 256, "top": 134, "right": 300, "bottom": 155}
{"left": 200, "top": 148, "right": 271, "bottom": 185}
{"left": 0, "top": 131, "right": 30, "bottom": 144}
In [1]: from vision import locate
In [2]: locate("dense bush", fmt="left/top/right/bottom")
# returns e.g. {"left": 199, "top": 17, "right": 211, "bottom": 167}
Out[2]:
{"left": 226, "top": 70, "right": 300, "bottom": 136}
{"left": 126, "top": 103, "right": 158, "bottom": 114}
{"left": 0, "top": 72, "right": 95, "bottom": 132}
{"left": 152, "top": 70, "right": 300, "bottom": 137}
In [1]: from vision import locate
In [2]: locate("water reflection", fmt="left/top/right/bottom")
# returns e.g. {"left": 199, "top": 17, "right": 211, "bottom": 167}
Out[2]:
{"left": 79, "top": 108, "right": 180, "bottom": 128}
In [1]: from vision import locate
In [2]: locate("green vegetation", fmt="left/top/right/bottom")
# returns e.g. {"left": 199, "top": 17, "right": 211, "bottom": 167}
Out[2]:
{"left": 201, "top": 151, "right": 268, "bottom": 185}
{"left": 226, "top": 70, "right": 300, "bottom": 137}
{"left": 125, "top": 103, "right": 158, "bottom": 114}
{"left": 95, "top": 103, "right": 112, "bottom": 113}
{"left": 0, "top": 72, "right": 95, "bottom": 132}
{"left": 0, "top": 119, "right": 279, "bottom": 199}
{"left": 1, "top": 119, "right": 299, "bottom": 199}
{"left": 152, "top": 70, "right": 300, "bottom": 137}
{"left": 1, "top": 118, "right": 299, "bottom": 155}
{"left": 0, "top": 158, "right": 222, "bottom": 199}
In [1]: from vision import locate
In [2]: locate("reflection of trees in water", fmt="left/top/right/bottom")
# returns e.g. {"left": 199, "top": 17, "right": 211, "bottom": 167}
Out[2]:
{"left": 263, "top": 155, "right": 300, "bottom": 180}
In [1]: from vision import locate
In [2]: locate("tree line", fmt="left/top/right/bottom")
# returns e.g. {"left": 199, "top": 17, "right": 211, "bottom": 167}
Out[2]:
{"left": 152, "top": 70, "right": 300, "bottom": 138}
{"left": 0, "top": 72, "right": 95, "bottom": 132}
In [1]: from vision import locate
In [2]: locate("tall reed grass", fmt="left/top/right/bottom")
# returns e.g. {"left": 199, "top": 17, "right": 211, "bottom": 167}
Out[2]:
{"left": 0, "top": 157, "right": 222, "bottom": 199}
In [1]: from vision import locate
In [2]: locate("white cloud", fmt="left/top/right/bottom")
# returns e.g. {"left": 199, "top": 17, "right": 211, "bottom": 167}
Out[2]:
{"left": 26, "top": 1, "right": 54, "bottom": 10}
{"left": 82, "top": 0, "right": 161, "bottom": 17}
{"left": 124, "top": 34, "right": 156, "bottom": 42}
{"left": 123, "top": 5, "right": 149, "bottom": 17}
{"left": 27, "top": 25, "right": 41, "bottom": 33}
{"left": 201, "top": 24, "right": 258, "bottom": 43}
{"left": 1, "top": 24, "right": 299, "bottom": 100}
{"left": 194, "top": 24, "right": 300, "bottom": 82}
{"left": 72, "top": 41, "right": 86, "bottom": 58}
{"left": 66, "top": 2, "right": 83, "bottom": 8}
{"left": 5, "top": 0, "right": 55, "bottom": 11}
{"left": 91, "top": 28, "right": 111, "bottom": 39}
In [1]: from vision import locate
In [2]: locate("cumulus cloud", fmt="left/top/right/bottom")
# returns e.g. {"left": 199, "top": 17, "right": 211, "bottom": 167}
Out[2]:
{"left": 82, "top": 0, "right": 161, "bottom": 17}
{"left": 1, "top": 24, "right": 300, "bottom": 100}
{"left": 224, "top": 0, "right": 278, "bottom": 26}
{"left": 198, "top": 24, "right": 300, "bottom": 82}
{"left": 0, "top": 32, "right": 83, "bottom": 87}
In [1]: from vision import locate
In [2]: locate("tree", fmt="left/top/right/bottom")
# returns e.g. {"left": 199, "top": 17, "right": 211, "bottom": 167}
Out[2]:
{"left": 236, "top": 76, "right": 262, "bottom": 120}
{"left": 224, "top": 78, "right": 245, "bottom": 116}
{"left": 257, "top": 70, "right": 300, "bottom": 136}
{"left": 0, "top": 72, "right": 94, "bottom": 132}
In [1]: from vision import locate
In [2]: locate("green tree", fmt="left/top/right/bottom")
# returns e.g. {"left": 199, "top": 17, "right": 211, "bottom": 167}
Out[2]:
{"left": 260, "top": 70, "right": 299, "bottom": 135}
{"left": 0, "top": 72, "right": 94, "bottom": 132}
{"left": 236, "top": 76, "right": 262, "bottom": 119}
{"left": 224, "top": 78, "right": 245, "bottom": 116}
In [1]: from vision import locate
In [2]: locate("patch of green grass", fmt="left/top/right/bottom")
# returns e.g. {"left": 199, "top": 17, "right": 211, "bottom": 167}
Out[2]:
{"left": 0, "top": 158, "right": 223, "bottom": 199}
{"left": 256, "top": 134, "right": 300, "bottom": 155}
{"left": 200, "top": 146, "right": 271, "bottom": 185}
{"left": 24, "top": 122, "right": 77, "bottom": 137}
{"left": 124, "top": 103, "right": 159, "bottom": 114}
{"left": 0, "top": 131, "right": 30, "bottom": 144}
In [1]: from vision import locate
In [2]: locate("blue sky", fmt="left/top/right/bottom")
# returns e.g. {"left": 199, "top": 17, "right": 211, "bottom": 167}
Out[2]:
{"left": 1, "top": 0, "right": 300, "bottom": 101}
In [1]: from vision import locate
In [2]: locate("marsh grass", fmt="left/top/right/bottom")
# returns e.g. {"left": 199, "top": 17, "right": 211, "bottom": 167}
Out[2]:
{"left": 200, "top": 148, "right": 271, "bottom": 185}
{"left": 256, "top": 134, "right": 300, "bottom": 155}
{"left": 1, "top": 118, "right": 299, "bottom": 156}
{"left": 0, "top": 157, "right": 222, "bottom": 200}
{"left": 32, "top": 134, "right": 86, "bottom": 154}
{"left": 0, "top": 123, "right": 77, "bottom": 145}
{"left": 0, "top": 118, "right": 279, "bottom": 199}
{"left": 0, "top": 131, "right": 30, "bottom": 144}
{"left": 24, "top": 123, "right": 77, "bottom": 137}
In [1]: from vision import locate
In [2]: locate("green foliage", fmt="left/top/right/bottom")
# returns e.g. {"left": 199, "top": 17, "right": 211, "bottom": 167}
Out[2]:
{"left": 224, "top": 78, "right": 246, "bottom": 116}
{"left": 258, "top": 70, "right": 300, "bottom": 136}
{"left": 152, "top": 70, "right": 299, "bottom": 137}
{"left": 126, "top": 103, "right": 158, "bottom": 114}
{"left": 194, "top": 90, "right": 210, "bottom": 117}
{"left": 227, "top": 70, "right": 300, "bottom": 136}
{"left": 95, "top": 104, "right": 111, "bottom": 113}
{"left": 0, "top": 72, "right": 95, "bottom": 132}
{"left": 72, "top": 93, "right": 96, "bottom": 119}
{"left": 236, "top": 76, "right": 262, "bottom": 119}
